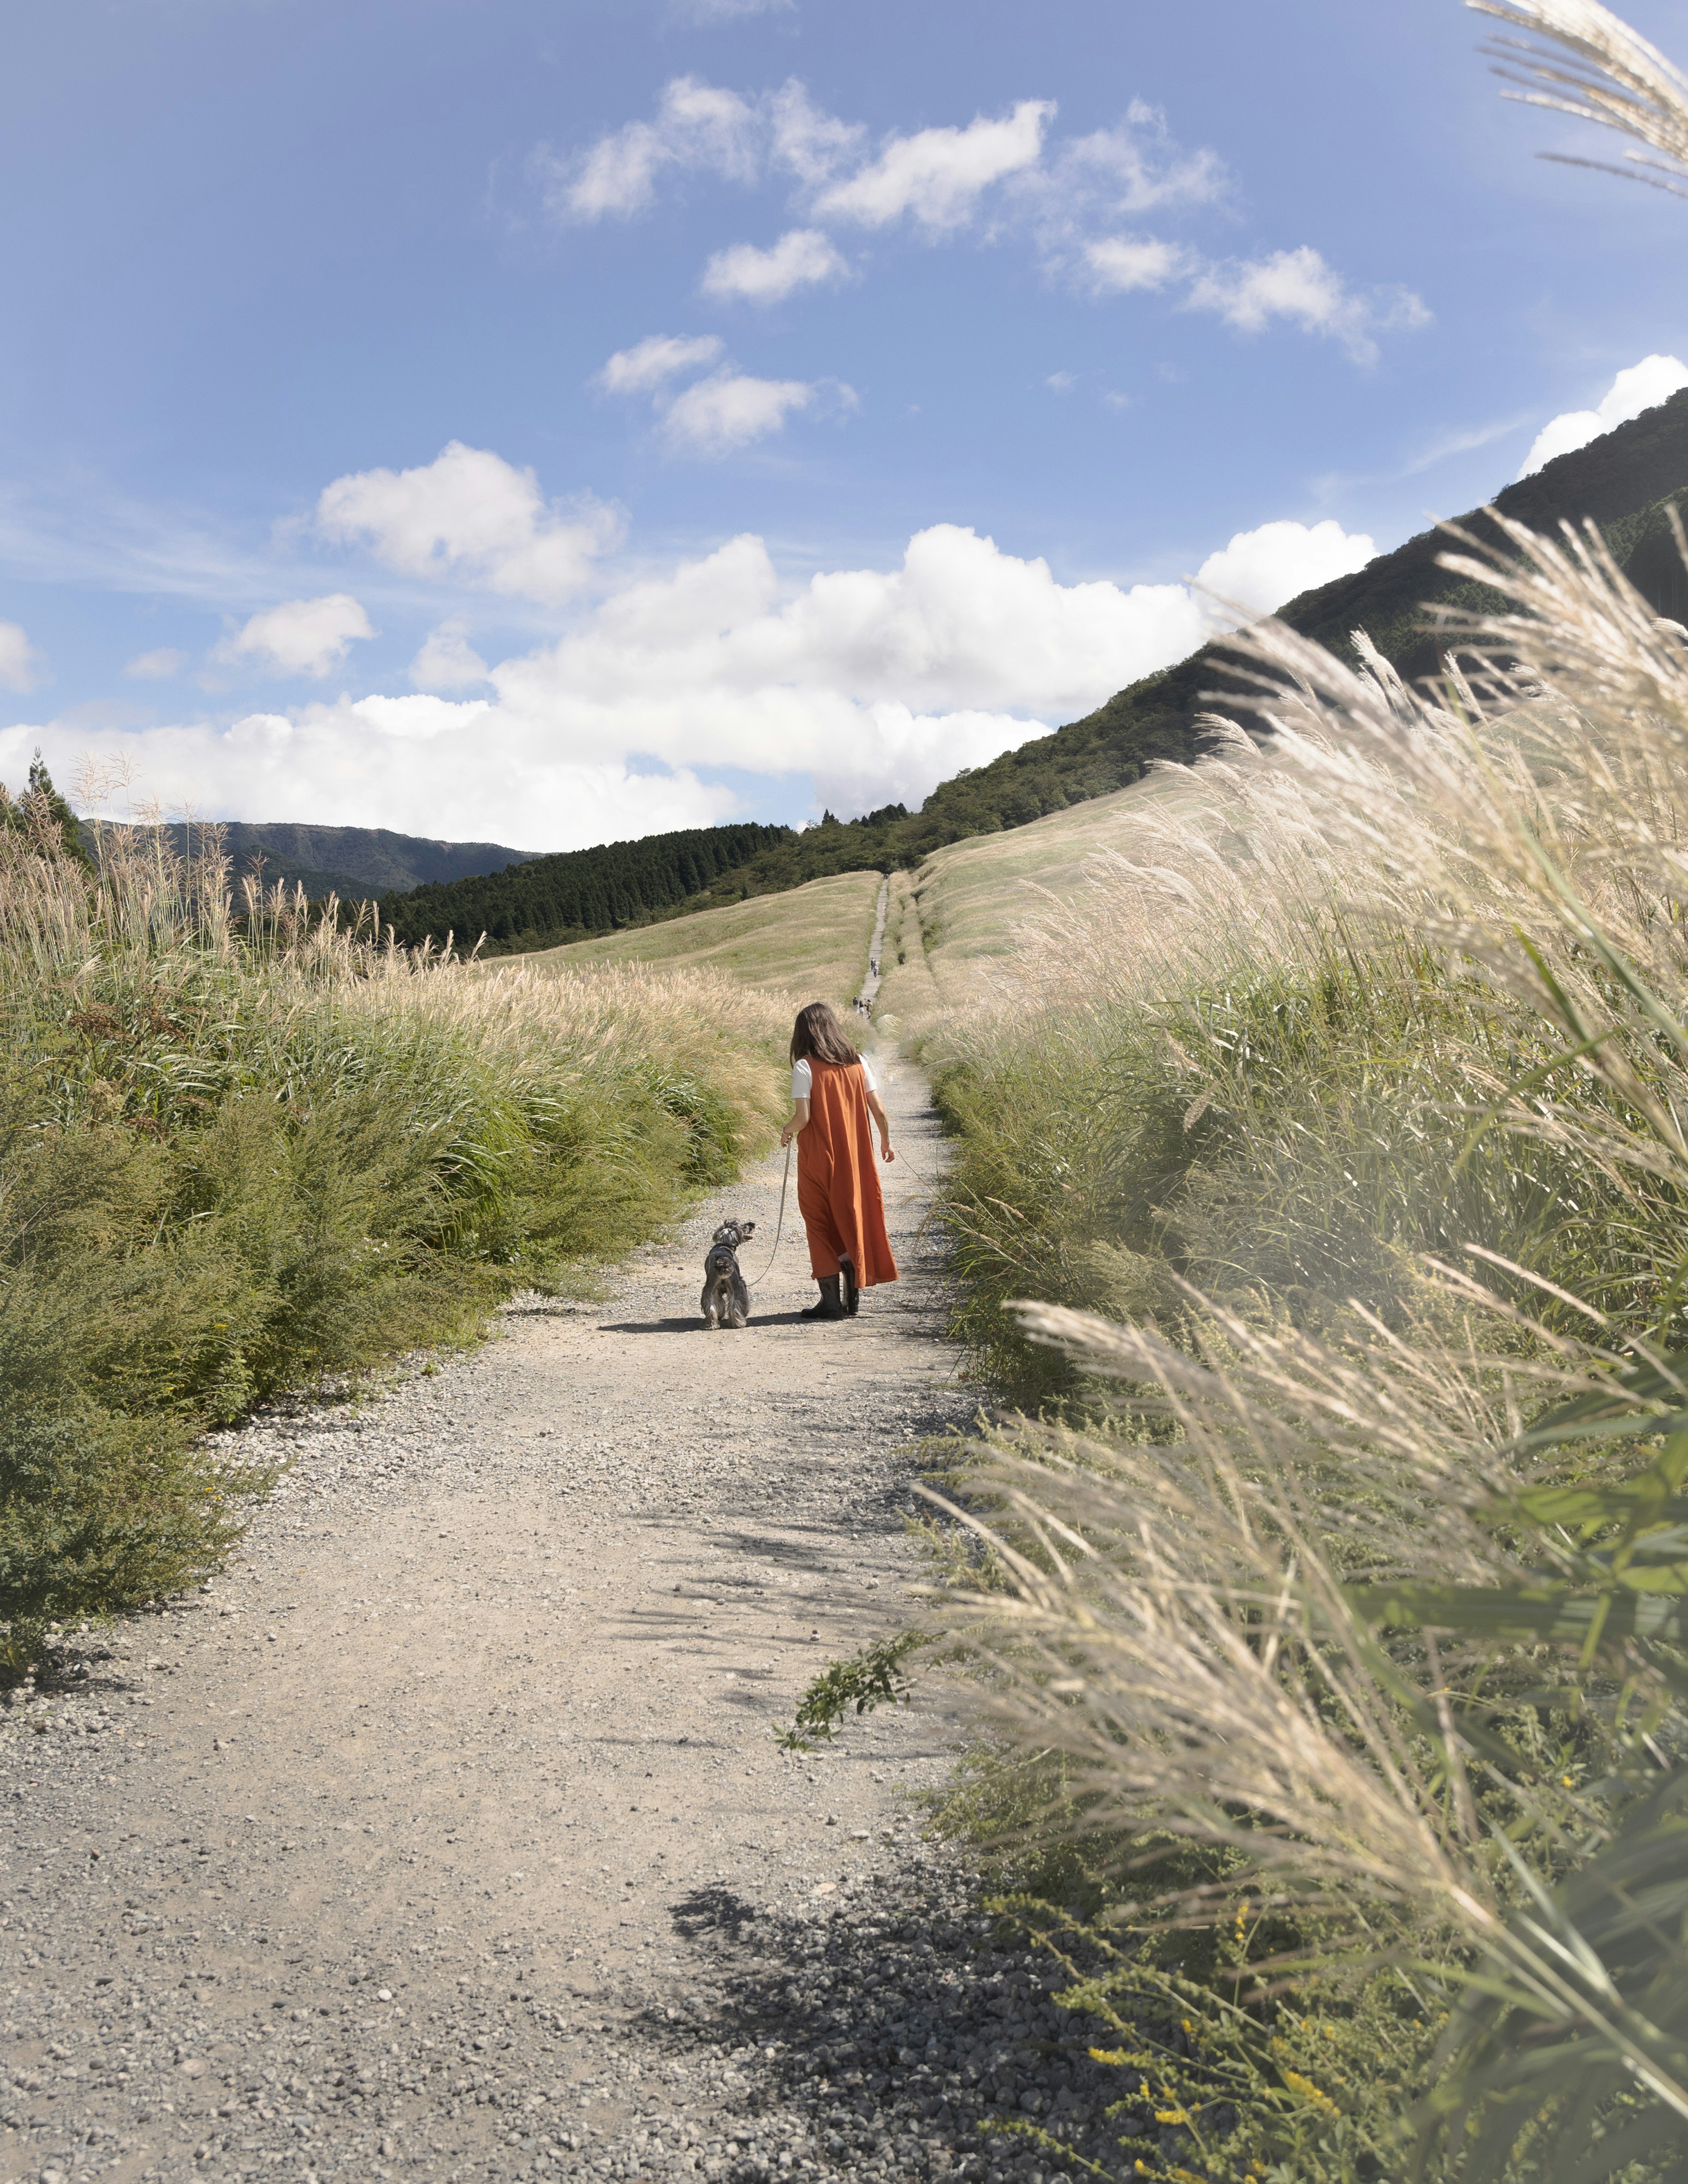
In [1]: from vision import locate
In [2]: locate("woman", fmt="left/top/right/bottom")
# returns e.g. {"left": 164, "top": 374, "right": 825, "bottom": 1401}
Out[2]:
{"left": 779, "top": 1000, "right": 897, "bottom": 1321}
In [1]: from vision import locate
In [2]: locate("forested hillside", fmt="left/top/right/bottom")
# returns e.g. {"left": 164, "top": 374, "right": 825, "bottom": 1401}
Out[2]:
{"left": 377, "top": 821, "right": 790, "bottom": 952}
{"left": 379, "top": 389, "right": 1688, "bottom": 953}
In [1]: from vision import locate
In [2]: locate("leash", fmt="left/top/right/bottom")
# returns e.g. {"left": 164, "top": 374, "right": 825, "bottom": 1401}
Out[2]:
{"left": 739, "top": 1140, "right": 792, "bottom": 1292}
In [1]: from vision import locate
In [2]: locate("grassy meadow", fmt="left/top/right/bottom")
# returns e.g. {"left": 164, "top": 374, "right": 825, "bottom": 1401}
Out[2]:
{"left": 872, "top": 778, "right": 1182, "bottom": 1034}
{"left": 514, "top": 867, "right": 883, "bottom": 1010}
{"left": 0, "top": 793, "right": 789, "bottom": 1671}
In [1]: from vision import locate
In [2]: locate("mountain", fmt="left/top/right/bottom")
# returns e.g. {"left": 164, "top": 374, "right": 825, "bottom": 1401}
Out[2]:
{"left": 83, "top": 820, "right": 545, "bottom": 902}
{"left": 376, "top": 822, "right": 791, "bottom": 953}
{"left": 378, "top": 387, "right": 1688, "bottom": 955}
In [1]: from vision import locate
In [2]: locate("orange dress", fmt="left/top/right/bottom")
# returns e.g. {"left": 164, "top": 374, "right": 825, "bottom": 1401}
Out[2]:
{"left": 796, "top": 1059, "right": 899, "bottom": 1286}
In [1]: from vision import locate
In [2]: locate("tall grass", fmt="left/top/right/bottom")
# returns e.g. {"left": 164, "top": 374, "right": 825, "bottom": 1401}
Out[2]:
{"left": 904, "top": 498, "right": 1688, "bottom": 2174}
{"left": 880, "top": 9, "right": 1688, "bottom": 2162}
{"left": 0, "top": 783, "right": 788, "bottom": 1666}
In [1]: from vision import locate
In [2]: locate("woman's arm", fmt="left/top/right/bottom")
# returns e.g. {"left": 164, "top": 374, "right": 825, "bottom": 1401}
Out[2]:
{"left": 866, "top": 1088, "right": 896, "bottom": 1163}
{"left": 780, "top": 1096, "right": 811, "bottom": 1148}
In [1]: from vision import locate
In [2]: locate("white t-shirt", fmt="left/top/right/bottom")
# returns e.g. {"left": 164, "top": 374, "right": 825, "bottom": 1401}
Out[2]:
{"left": 792, "top": 1054, "right": 878, "bottom": 1101}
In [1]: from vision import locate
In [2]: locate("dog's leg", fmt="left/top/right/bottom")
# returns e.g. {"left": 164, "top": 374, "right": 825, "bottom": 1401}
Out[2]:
{"left": 701, "top": 1280, "right": 719, "bottom": 1328}
{"left": 730, "top": 1271, "right": 749, "bottom": 1329}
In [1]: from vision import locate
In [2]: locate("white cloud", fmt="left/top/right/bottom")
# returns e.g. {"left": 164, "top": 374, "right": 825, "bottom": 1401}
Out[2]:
{"left": 661, "top": 371, "right": 838, "bottom": 456}
{"left": 535, "top": 76, "right": 760, "bottom": 222}
{"left": 595, "top": 337, "right": 852, "bottom": 458}
{"left": 1084, "top": 235, "right": 1187, "bottom": 294}
{"left": 27, "top": 495, "right": 1381, "bottom": 844}
{"left": 671, "top": 0, "right": 793, "bottom": 19}
{"left": 316, "top": 442, "right": 622, "bottom": 606}
{"left": 814, "top": 99, "right": 1055, "bottom": 230}
{"left": 597, "top": 333, "right": 725, "bottom": 394}
{"left": 1052, "top": 105, "right": 1228, "bottom": 215}
{"left": 768, "top": 81, "right": 865, "bottom": 188}
{"left": 1184, "top": 247, "right": 1429, "bottom": 366}
{"left": 124, "top": 646, "right": 187, "bottom": 680}
{"left": 410, "top": 621, "right": 490, "bottom": 692}
{"left": 1517, "top": 352, "right": 1688, "bottom": 478}
{"left": 28, "top": 519, "right": 1218, "bottom": 843}
{"left": 701, "top": 228, "right": 848, "bottom": 304}
{"left": 11, "top": 706, "right": 732, "bottom": 856}
{"left": 216, "top": 594, "right": 373, "bottom": 680}
{"left": 0, "top": 622, "right": 44, "bottom": 692}
{"left": 532, "top": 84, "right": 1421, "bottom": 369}
{"left": 1193, "top": 519, "right": 1376, "bottom": 622}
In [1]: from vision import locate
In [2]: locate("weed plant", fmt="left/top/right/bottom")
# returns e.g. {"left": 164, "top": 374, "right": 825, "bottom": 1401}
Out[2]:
{"left": 0, "top": 780, "right": 788, "bottom": 1669}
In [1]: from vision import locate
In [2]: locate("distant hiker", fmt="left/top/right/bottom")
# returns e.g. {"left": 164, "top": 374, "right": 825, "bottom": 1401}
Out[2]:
{"left": 780, "top": 1000, "right": 897, "bottom": 1321}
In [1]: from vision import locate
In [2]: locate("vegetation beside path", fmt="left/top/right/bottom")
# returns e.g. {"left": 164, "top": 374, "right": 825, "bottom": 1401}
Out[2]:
{"left": 0, "top": 784, "right": 789, "bottom": 1672}
{"left": 876, "top": 498, "right": 1688, "bottom": 2180}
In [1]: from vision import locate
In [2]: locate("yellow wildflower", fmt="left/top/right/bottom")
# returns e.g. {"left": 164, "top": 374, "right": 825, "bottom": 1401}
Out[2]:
{"left": 1283, "top": 2069, "right": 1340, "bottom": 2117}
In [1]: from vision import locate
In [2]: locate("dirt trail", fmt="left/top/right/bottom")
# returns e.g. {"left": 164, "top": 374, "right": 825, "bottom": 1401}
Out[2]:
{"left": 3, "top": 1061, "right": 1032, "bottom": 2184}
{"left": 856, "top": 881, "right": 890, "bottom": 1013}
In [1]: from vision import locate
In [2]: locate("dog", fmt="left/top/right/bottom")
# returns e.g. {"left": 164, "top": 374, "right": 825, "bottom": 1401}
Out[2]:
{"left": 700, "top": 1218, "right": 756, "bottom": 1329}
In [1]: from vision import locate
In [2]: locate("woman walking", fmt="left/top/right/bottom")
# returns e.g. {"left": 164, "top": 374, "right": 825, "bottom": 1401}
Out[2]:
{"left": 779, "top": 1000, "right": 897, "bottom": 1321}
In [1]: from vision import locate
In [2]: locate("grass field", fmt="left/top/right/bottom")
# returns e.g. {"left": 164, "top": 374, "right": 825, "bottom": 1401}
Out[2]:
{"left": 509, "top": 868, "right": 884, "bottom": 1009}
{"left": 871, "top": 778, "right": 1187, "bottom": 1030}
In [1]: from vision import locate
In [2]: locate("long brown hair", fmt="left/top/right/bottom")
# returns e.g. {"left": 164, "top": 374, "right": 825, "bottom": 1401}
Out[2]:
{"left": 789, "top": 999, "right": 861, "bottom": 1067}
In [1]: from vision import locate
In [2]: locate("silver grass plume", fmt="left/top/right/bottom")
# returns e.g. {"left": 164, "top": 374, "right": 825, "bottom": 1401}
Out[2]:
{"left": 1469, "top": 0, "right": 1688, "bottom": 193}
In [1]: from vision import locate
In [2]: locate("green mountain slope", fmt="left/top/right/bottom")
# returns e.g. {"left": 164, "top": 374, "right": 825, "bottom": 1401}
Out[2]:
{"left": 380, "top": 388, "right": 1688, "bottom": 954}
{"left": 377, "top": 822, "right": 790, "bottom": 952}
{"left": 80, "top": 819, "right": 544, "bottom": 902}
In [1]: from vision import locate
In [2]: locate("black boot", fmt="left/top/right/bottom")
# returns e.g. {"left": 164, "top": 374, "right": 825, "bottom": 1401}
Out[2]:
{"left": 840, "top": 1258, "right": 860, "bottom": 1316}
{"left": 801, "top": 1276, "right": 847, "bottom": 1320}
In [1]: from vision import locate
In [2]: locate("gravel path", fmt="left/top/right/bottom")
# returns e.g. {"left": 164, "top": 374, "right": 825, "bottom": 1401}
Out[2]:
{"left": 2, "top": 1063, "right": 1134, "bottom": 2184}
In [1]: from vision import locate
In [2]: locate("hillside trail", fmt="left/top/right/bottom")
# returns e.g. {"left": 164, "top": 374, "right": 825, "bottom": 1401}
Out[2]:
{"left": 2, "top": 1053, "right": 1009, "bottom": 2184}
{"left": 856, "top": 881, "right": 890, "bottom": 1014}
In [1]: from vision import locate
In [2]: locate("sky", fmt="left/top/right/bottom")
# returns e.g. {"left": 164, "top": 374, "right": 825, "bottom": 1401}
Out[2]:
{"left": 2, "top": 0, "right": 1687, "bottom": 851}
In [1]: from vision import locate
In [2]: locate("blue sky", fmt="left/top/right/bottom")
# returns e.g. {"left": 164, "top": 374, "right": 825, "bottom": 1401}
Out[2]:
{"left": 2, "top": 0, "right": 1686, "bottom": 850}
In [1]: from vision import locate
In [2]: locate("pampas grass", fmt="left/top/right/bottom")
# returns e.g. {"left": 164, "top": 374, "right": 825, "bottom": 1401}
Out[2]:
{"left": 908, "top": 16, "right": 1688, "bottom": 2146}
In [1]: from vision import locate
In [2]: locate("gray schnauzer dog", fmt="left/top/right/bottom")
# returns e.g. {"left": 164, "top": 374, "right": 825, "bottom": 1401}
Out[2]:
{"left": 700, "top": 1218, "right": 756, "bottom": 1329}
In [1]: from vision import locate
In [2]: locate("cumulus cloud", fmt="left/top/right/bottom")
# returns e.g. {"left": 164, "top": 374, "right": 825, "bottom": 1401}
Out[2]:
{"left": 316, "top": 442, "right": 622, "bottom": 605}
{"left": 1517, "top": 352, "right": 1688, "bottom": 478}
{"left": 25, "top": 496, "right": 1384, "bottom": 846}
{"left": 813, "top": 100, "right": 1054, "bottom": 230}
{"left": 215, "top": 594, "right": 373, "bottom": 680}
{"left": 1193, "top": 519, "right": 1376, "bottom": 623}
{"left": 661, "top": 371, "right": 837, "bottom": 455}
{"left": 25, "top": 520, "right": 1220, "bottom": 844}
{"left": 537, "top": 82, "right": 1421, "bottom": 368}
{"left": 701, "top": 228, "right": 848, "bottom": 303}
{"left": 597, "top": 333, "right": 725, "bottom": 394}
{"left": 767, "top": 81, "right": 865, "bottom": 188}
{"left": 1, "top": 709, "right": 732, "bottom": 856}
{"left": 0, "top": 622, "right": 44, "bottom": 692}
{"left": 671, "top": 0, "right": 793, "bottom": 19}
{"left": 597, "top": 338, "right": 854, "bottom": 457}
{"left": 1185, "top": 247, "right": 1430, "bottom": 366}
{"left": 1049, "top": 105, "right": 1229, "bottom": 215}
{"left": 124, "top": 647, "right": 187, "bottom": 680}
{"left": 1084, "top": 236, "right": 1187, "bottom": 294}
{"left": 534, "top": 76, "right": 760, "bottom": 222}
{"left": 410, "top": 621, "right": 490, "bottom": 692}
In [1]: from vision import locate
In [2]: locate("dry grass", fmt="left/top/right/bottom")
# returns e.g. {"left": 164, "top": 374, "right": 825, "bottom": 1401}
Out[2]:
{"left": 910, "top": 503, "right": 1688, "bottom": 2172}
{"left": 508, "top": 868, "right": 883, "bottom": 1011}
